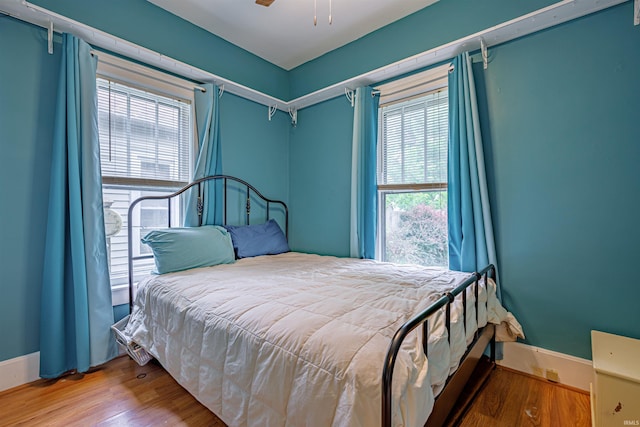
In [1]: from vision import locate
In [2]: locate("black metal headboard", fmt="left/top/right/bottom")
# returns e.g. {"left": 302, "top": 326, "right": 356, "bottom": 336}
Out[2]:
{"left": 126, "top": 174, "right": 288, "bottom": 309}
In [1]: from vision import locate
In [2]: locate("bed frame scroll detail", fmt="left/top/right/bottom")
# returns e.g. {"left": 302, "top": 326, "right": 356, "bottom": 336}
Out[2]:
{"left": 126, "top": 174, "right": 289, "bottom": 312}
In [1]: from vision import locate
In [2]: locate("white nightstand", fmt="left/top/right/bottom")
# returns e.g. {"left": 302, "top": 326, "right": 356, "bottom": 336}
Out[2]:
{"left": 591, "top": 330, "right": 640, "bottom": 427}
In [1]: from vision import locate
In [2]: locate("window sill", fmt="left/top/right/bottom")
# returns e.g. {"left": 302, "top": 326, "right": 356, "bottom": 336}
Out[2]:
{"left": 111, "top": 284, "right": 130, "bottom": 307}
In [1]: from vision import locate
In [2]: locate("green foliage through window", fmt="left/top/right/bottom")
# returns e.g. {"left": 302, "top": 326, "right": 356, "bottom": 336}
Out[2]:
{"left": 383, "top": 191, "right": 448, "bottom": 267}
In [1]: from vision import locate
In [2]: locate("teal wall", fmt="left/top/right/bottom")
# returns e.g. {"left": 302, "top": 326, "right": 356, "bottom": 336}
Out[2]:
{"left": 290, "top": 3, "right": 640, "bottom": 359}
{"left": 288, "top": 98, "right": 354, "bottom": 256}
{"left": 112, "top": 304, "right": 129, "bottom": 324}
{"left": 0, "top": 18, "right": 60, "bottom": 362}
{"left": 3, "top": 0, "right": 639, "bottom": 365}
{"left": 220, "top": 93, "right": 290, "bottom": 200}
{"left": 475, "top": 4, "right": 640, "bottom": 358}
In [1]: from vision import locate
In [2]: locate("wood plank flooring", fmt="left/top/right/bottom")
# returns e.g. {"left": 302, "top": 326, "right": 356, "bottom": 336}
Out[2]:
{"left": 457, "top": 366, "right": 591, "bottom": 427}
{"left": 0, "top": 356, "right": 223, "bottom": 427}
{"left": 0, "top": 355, "right": 591, "bottom": 426}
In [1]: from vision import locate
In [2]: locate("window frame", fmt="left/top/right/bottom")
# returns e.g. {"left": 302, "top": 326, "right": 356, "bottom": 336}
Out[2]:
{"left": 96, "top": 51, "right": 198, "bottom": 306}
{"left": 375, "top": 65, "right": 450, "bottom": 266}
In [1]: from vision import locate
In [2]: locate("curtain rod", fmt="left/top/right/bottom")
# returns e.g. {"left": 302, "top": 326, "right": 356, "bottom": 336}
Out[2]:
{"left": 90, "top": 49, "right": 206, "bottom": 93}
{"left": 7, "top": 0, "right": 289, "bottom": 110}
{"left": 1, "top": 0, "right": 628, "bottom": 114}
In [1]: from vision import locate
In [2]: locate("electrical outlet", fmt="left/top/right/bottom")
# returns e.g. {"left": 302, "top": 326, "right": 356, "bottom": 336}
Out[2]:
{"left": 546, "top": 369, "right": 560, "bottom": 383}
{"left": 532, "top": 366, "right": 544, "bottom": 378}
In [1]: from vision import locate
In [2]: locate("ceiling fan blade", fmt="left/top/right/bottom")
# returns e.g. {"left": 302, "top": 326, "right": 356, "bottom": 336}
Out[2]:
{"left": 255, "top": 0, "right": 275, "bottom": 6}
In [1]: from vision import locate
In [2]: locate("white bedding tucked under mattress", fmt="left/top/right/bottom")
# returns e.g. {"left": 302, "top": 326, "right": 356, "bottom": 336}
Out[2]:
{"left": 125, "top": 252, "right": 518, "bottom": 427}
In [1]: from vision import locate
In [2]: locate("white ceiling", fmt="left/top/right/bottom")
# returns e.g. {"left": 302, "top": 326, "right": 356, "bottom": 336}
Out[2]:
{"left": 147, "top": 0, "right": 439, "bottom": 70}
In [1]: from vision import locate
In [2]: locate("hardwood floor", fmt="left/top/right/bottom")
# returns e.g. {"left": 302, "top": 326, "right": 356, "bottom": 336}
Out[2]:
{"left": 457, "top": 366, "right": 592, "bottom": 427}
{"left": 0, "top": 356, "right": 223, "bottom": 427}
{"left": 0, "top": 355, "right": 591, "bottom": 426}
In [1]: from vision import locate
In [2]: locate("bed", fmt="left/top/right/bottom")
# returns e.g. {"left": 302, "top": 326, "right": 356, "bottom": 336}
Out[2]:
{"left": 121, "top": 175, "right": 523, "bottom": 427}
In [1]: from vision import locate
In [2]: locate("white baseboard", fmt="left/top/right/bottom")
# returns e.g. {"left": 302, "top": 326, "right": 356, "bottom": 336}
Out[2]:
{"left": 0, "top": 352, "right": 40, "bottom": 392}
{"left": 0, "top": 345, "right": 591, "bottom": 394}
{"left": 497, "top": 342, "right": 592, "bottom": 392}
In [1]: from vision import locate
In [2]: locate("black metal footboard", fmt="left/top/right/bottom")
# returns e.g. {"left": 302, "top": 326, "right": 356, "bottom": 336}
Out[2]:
{"left": 381, "top": 264, "right": 496, "bottom": 427}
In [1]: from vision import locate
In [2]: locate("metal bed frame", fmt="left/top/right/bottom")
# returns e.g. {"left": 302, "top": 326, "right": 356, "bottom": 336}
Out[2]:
{"left": 383, "top": 265, "right": 496, "bottom": 427}
{"left": 126, "top": 174, "right": 496, "bottom": 427}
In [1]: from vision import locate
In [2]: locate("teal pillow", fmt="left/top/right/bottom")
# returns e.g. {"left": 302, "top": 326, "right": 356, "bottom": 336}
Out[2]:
{"left": 141, "top": 225, "right": 235, "bottom": 274}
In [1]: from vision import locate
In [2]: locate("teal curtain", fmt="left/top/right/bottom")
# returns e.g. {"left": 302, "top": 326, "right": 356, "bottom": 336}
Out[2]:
{"left": 350, "top": 86, "right": 380, "bottom": 259}
{"left": 185, "top": 83, "right": 223, "bottom": 226}
{"left": 40, "top": 34, "right": 117, "bottom": 378}
{"left": 448, "top": 52, "right": 498, "bottom": 294}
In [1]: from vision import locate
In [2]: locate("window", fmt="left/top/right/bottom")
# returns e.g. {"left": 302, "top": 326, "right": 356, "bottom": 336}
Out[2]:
{"left": 377, "top": 66, "right": 449, "bottom": 267}
{"left": 96, "top": 54, "right": 194, "bottom": 305}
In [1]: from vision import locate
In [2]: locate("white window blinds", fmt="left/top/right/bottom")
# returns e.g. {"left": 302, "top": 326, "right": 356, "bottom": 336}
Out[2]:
{"left": 379, "top": 89, "right": 448, "bottom": 186}
{"left": 97, "top": 78, "right": 192, "bottom": 186}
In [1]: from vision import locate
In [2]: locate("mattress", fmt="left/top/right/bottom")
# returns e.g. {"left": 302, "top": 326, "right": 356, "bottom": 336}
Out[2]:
{"left": 125, "top": 252, "right": 519, "bottom": 427}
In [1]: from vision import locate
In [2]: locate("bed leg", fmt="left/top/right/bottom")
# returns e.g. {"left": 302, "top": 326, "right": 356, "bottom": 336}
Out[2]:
{"left": 490, "top": 332, "right": 496, "bottom": 363}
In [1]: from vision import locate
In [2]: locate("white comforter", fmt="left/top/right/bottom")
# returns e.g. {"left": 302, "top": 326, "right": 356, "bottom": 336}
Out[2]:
{"left": 125, "top": 252, "right": 521, "bottom": 427}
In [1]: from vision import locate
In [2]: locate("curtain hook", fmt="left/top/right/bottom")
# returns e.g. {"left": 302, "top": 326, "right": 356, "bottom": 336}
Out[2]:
{"left": 480, "top": 38, "right": 488, "bottom": 70}
{"left": 288, "top": 108, "right": 297, "bottom": 126}
{"left": 268, "top": 105, "right": 277, "bottom": 121}
{"left": 48, "top": 20, "right": 54, "bottom": 54}
{"left": 345, "top": 88, "right": 355, "bottom": 107}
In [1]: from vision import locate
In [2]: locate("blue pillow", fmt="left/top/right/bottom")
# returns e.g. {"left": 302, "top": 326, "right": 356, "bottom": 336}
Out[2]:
{"left": 141, "top": 225, "right": 235, "bottom": 274}
{"left": 224, "top": 219, "right": 290, "bottom": 259}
